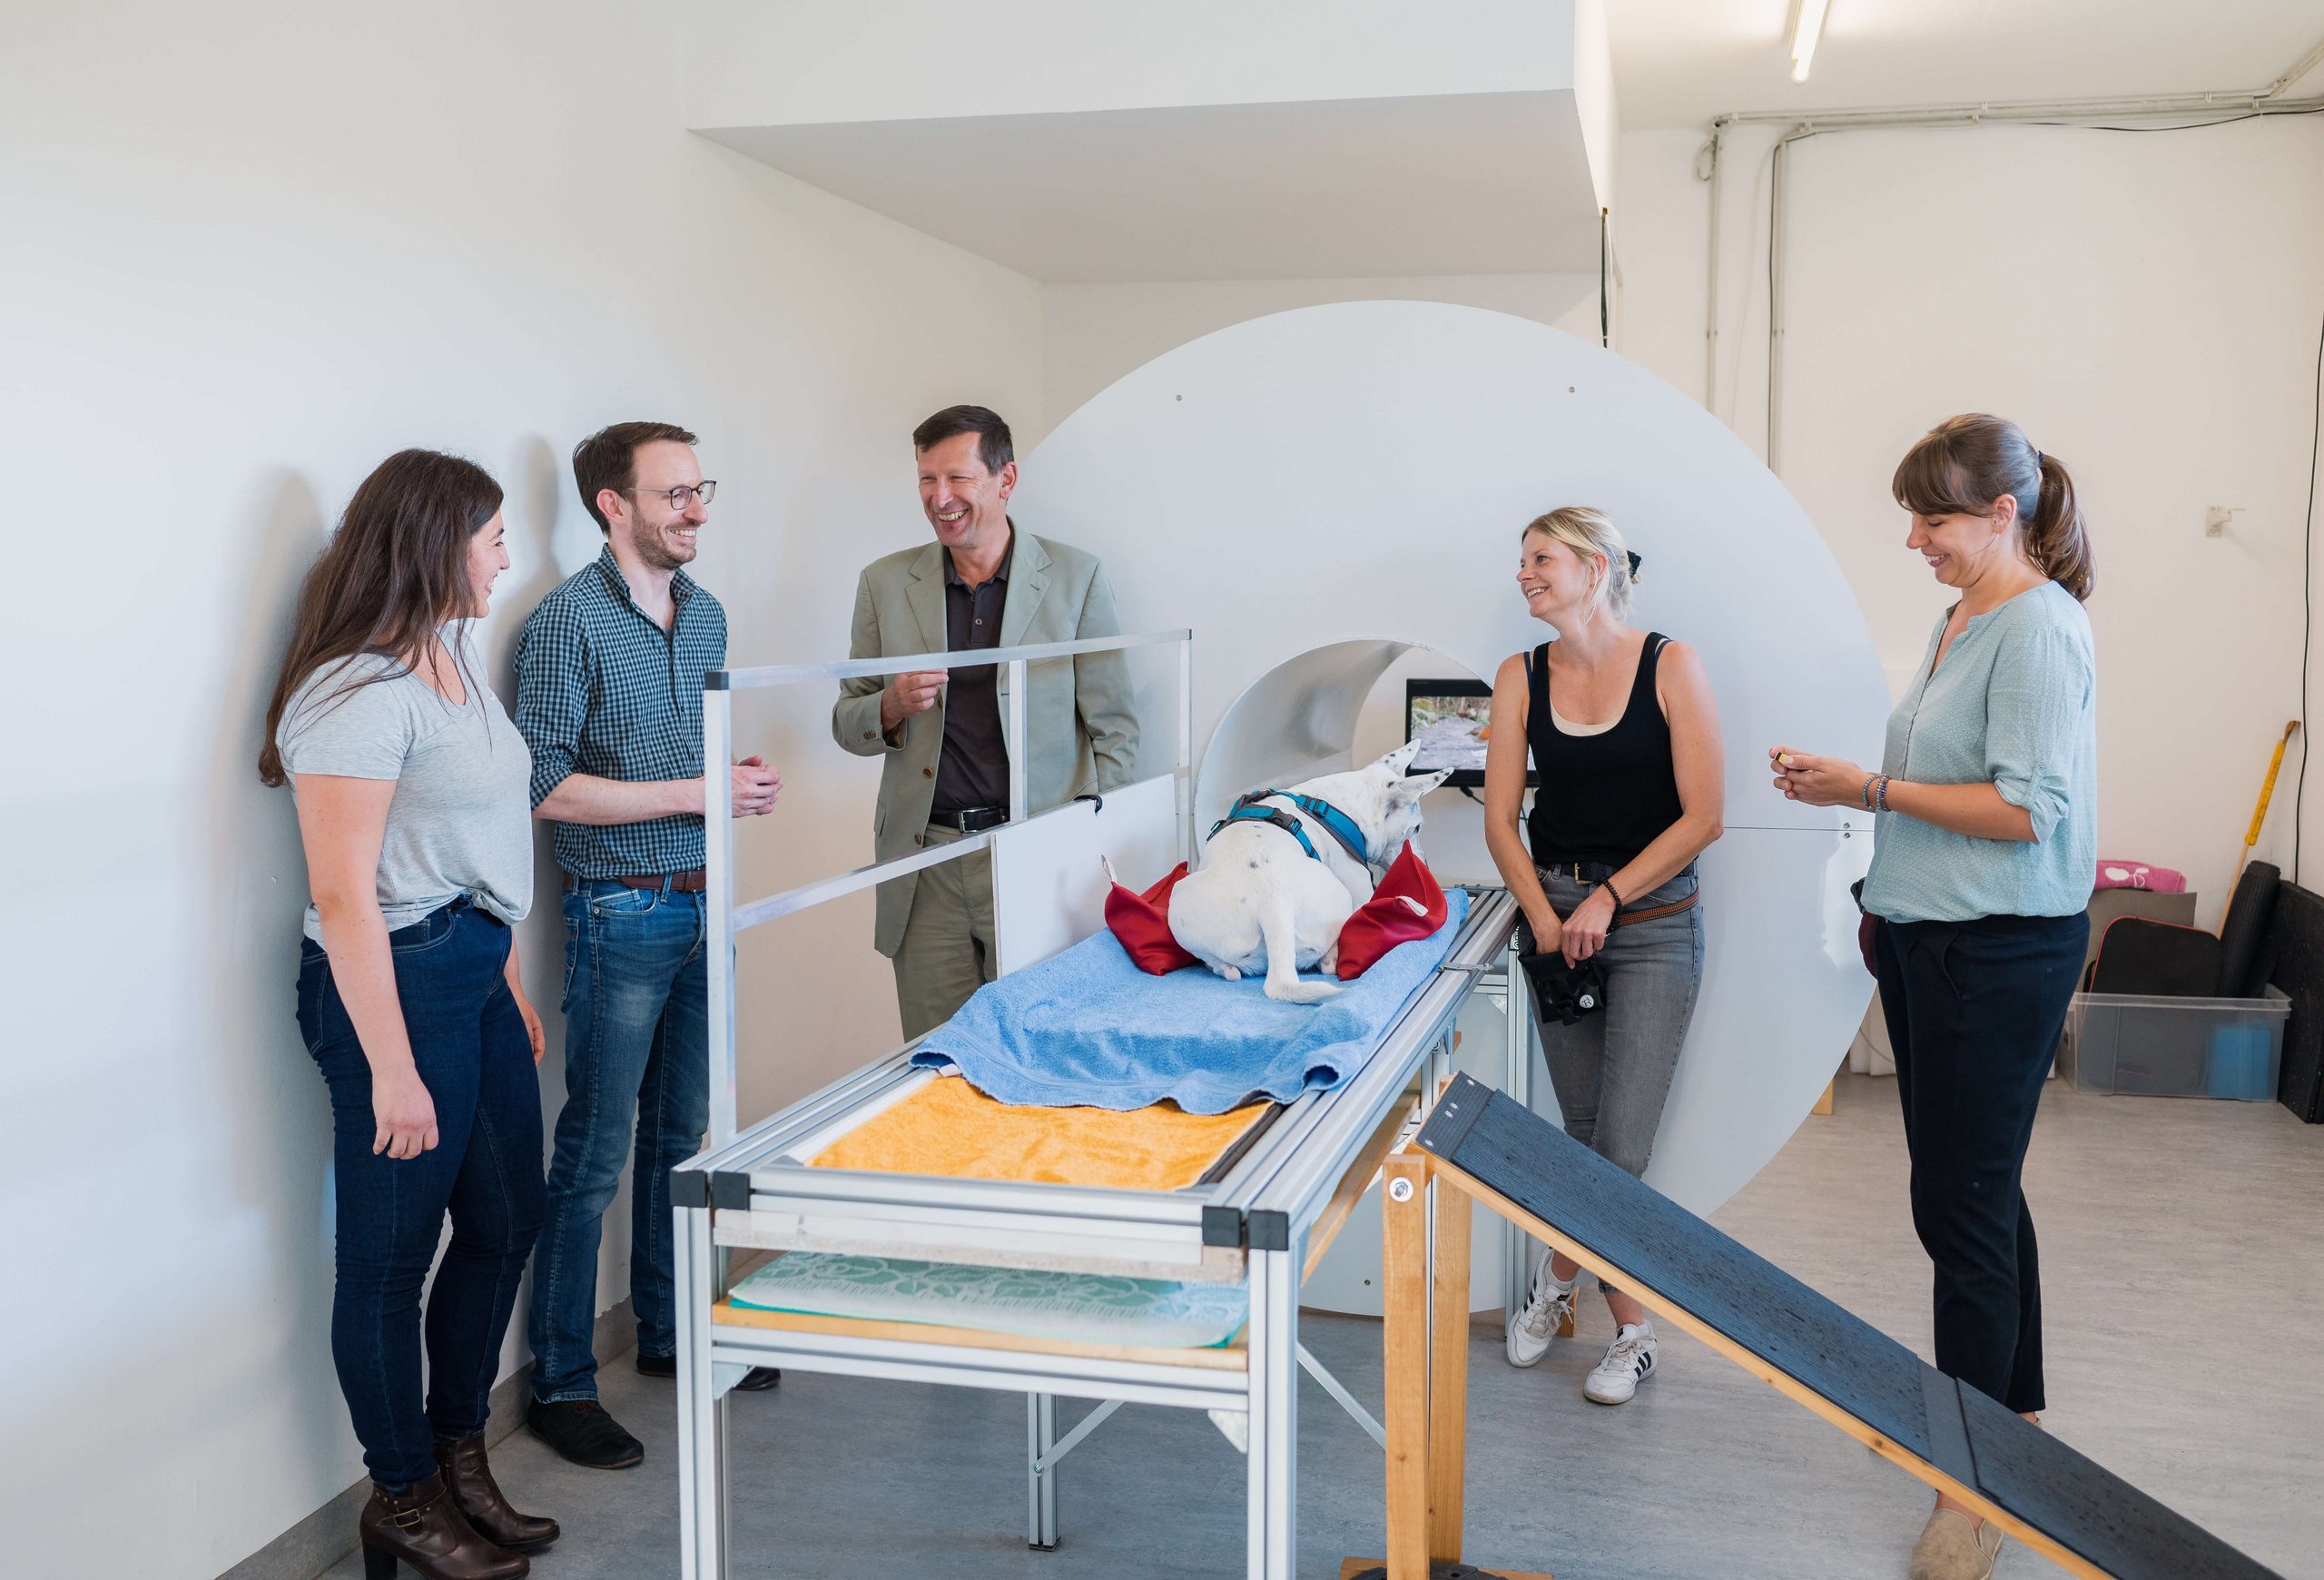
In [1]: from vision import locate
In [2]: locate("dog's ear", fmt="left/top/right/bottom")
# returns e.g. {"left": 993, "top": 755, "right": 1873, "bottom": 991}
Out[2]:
{"left": 1379, "top": 740, "right": 1423, "bottom": 775}
{"left": 1384, "top": 766, "right": 1452, "bottom": 809}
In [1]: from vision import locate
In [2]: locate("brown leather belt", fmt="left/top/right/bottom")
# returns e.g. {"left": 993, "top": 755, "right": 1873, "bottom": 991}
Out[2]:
{"left": 1612, "top": 891, "right": 1699, "bottom": 927}
{"left": 567, "top": 869, "right": 707, "bottom": 894}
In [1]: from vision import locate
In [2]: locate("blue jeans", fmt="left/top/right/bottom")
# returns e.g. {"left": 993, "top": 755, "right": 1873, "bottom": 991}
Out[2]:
{"left": 527, "top": 879, "right": 710, "bottom": 1403}
{"left": 297, "top": 900, "right": 546, "bottom": 1490}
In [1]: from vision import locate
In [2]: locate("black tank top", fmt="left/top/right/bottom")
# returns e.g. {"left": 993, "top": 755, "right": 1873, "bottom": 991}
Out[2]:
{"left": 1524, "top": 634, "right": 1685, "bottom": 867}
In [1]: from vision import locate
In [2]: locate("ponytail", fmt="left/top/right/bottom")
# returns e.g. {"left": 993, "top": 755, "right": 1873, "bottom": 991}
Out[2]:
{"left": 2026, "top": 451, "right": 2093, "bottom": 600}
{"left": 1892, "top": 413, "right": 2094, "bottom": 602}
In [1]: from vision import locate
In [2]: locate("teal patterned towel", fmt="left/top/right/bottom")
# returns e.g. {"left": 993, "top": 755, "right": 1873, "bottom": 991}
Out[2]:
{"left": 728, "top": 1253, "right": 1247, "bottom": 1349}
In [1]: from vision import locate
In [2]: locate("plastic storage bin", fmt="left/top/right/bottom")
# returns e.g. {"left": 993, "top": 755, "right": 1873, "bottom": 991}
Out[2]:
{"left": 2064, "top": 987, "right": 2290, "bottom": 1100}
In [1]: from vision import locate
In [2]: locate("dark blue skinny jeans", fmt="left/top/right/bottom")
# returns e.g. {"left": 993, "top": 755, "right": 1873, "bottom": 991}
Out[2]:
{"left": 1872, "top": 909, "right": 2087, "bottom": 1416}
{"left": 297, "top": 899, "right": 546, "bottom": 1490}
{"left": 527, "top": 880, "right": 711, "bottom": 1403}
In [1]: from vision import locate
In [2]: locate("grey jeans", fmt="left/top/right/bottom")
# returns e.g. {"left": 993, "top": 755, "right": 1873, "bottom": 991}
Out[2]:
{"left": 1530, "top": 866, "right": 1705, "bottom": 1180}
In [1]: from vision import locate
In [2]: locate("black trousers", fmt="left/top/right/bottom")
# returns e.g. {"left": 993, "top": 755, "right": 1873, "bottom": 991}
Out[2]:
{"left": 1872, "top": 909, "right": 2087, "bottom": 1415}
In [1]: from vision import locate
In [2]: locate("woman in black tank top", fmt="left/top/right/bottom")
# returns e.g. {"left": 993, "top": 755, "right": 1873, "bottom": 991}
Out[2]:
{"left": 1482, "top": 507, "right": 1727, "bottom": 1404}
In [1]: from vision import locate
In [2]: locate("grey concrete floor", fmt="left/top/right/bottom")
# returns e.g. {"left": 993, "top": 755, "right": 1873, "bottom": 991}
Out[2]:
{"left": 329, "top": 1075, "right": 2324, "bottom": 1579}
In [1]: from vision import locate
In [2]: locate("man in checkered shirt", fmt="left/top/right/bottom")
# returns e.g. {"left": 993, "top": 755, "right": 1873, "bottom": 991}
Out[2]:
{"left": 512, "top": 421, "right": 782, "bottom": 1471}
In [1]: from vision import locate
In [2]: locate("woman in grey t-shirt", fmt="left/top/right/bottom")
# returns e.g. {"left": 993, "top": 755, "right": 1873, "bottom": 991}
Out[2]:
{"left": 260, "top": 449, "right": 558, "bottom": 1576}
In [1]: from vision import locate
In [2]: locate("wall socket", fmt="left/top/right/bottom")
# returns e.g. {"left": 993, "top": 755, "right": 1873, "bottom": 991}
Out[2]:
{"left": 2205, "top": 506, "right": 2243, "bottom": 537}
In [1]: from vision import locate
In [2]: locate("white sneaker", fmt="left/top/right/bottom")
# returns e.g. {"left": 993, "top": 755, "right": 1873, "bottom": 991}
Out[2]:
{"left": 1504, "top": 1266, "right": 1577, "bottom": 1368}
{"left": 1583, "top": 1322, "right": 1659, "bottom": 1404}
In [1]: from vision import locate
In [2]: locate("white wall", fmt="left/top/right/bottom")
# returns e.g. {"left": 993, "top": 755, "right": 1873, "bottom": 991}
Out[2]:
{"left": 688, "top": 0, "right": 1575, "bottom": 128}
{"left": 1045, "top": 273, "right": 1606, "bottom": 424}
{"left": 1614, "top": 119, "right": 2324, "bottom": 908}
{"left": 0, "top": 5, "right": 1041, "bottom": 1575}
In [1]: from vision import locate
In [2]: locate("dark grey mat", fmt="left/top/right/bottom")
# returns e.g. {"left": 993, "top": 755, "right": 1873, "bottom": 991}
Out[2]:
{"left": 1413, "top": 1072, "right": 2279, "bottom": 1580}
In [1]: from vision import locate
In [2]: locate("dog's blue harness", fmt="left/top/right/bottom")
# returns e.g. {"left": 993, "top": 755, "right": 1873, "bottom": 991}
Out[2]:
{"left": 1206, "top": 789, "right": 1369, "bottom": 867}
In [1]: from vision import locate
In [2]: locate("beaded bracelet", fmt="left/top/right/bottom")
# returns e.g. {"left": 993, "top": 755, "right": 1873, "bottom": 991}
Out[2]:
{"left": 1860, "top": 773, "right": 1879, "bottom": 809}
{"left": 1875, "top": 775, "right": 1892, "bottom": 813}
{"left": 1601, "top": 877, "right": 1625, "bottom": 913}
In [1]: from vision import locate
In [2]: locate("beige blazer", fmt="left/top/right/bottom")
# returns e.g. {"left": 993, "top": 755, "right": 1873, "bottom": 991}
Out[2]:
{"left": 832, "top": 530, "right": 1140, "bottom": 955}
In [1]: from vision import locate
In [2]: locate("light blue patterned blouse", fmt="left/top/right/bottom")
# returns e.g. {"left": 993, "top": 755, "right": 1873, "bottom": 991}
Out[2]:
{"left": 1861, "top": 580, "right": 2097, "bottom": 923}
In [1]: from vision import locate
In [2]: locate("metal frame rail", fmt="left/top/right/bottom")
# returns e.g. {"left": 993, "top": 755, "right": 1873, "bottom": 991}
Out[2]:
{"left": 669, "top": 626, "right": 1530, "bottom": 1578}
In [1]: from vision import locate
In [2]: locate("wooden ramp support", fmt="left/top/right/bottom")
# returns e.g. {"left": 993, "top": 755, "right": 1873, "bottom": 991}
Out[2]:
{"left": 1362, "top": 1072, "right": 2280, "bottom": 1580}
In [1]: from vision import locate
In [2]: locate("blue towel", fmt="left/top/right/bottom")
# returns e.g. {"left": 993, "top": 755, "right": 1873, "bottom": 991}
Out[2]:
{"left": 914, "top": 888, "right": 1470, "bottom": 1114}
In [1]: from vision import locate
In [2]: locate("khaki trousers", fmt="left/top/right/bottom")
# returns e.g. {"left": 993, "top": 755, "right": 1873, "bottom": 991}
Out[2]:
{"left": 891, "top": 823, "right": 999, "bottom": 1042}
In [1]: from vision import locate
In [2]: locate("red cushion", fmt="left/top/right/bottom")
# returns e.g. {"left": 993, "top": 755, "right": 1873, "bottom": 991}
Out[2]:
{"left": 1335, "top": 844, "right": 1448, "bottom": 979}
{"left": 1106, "top": 861, "right": 1200, "bottom": 974}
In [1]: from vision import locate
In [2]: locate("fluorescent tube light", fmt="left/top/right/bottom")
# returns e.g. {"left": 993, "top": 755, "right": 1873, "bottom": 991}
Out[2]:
{"left": 1791, "top": 0, "right": 1830, "bottom": 83}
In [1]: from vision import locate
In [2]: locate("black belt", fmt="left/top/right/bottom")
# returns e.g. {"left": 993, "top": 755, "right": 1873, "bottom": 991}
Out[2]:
{"left": 1537, "top": 860, "right": 1701, "bottom": 927}
{"left": 928, "top": 806, "right": 1009, "bottom": 834}
{"left": 1539, "top": 858, "right": 1699, "bottom": 885}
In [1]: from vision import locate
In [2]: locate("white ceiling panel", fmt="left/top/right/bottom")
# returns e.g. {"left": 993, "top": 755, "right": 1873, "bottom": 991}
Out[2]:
{"left": 1608, "top": 0, "right": 2324, "bottom": 128}
{"left": 700, "top": 92, "right": 1604, "bottom": 283}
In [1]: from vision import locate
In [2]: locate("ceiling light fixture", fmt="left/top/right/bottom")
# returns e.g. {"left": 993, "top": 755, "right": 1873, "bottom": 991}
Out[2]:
{"left": 1790, "top": 0, "right": 1831, "bottom": 84}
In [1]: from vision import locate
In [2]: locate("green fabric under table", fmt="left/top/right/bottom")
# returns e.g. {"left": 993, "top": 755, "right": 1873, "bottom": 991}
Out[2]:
{"left": 729, "top": 1253, "right": 1248, "bottom": 1349}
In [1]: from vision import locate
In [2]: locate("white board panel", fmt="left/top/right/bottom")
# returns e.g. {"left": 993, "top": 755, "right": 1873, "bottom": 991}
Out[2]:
{"left": 990, "top": 774, "right": 1181, "bottom": 977}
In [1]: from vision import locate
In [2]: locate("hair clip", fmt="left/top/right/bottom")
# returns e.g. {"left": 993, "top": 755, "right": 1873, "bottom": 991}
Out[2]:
{"left": 1625, "top": 549, "right": 1642, "bottom": 577}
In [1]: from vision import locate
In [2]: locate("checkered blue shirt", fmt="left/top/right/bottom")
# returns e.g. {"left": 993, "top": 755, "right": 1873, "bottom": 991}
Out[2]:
{"left": 514, "top": 547, "right": 726, "bottom": 879}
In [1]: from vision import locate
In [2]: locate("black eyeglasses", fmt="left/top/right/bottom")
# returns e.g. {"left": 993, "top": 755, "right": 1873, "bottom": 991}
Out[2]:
{"left": 624, "top": 480, "right": 717, "bottom": 509}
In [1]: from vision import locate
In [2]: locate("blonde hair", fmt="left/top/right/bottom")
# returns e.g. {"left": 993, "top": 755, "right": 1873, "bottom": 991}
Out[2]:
{"left": 1521, "top": 506, "right": 1636, "bottom": 620}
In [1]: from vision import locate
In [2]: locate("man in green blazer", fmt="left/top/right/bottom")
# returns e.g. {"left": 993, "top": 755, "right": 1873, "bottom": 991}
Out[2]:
{"left": 833, "top": 405, "right": 1139, "bottom": 1038}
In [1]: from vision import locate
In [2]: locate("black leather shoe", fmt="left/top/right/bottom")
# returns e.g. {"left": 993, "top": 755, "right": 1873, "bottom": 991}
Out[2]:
{"left": 524, "top": 1398, "right": 643, "bottom": 1470}
{"left": 635, "top": 1352, "right": 779, "bottom": 1390}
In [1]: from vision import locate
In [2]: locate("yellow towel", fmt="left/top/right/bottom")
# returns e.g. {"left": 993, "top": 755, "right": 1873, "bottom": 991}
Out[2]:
{"left": 812, "top": 1076, "right": 1269, "bottom": 1191}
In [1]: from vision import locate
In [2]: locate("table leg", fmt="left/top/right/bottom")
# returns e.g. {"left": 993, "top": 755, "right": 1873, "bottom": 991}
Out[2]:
{"left": 1429, "top": 1178, "right": 1471, "bottom": 1564}
{"left": 1382, "top": 1154, "right": 1431, "bottom": 1580}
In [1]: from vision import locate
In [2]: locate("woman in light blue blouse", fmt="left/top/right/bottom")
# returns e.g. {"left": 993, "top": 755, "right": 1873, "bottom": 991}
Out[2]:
{"left": 1771, "top": 414, "right": 2094, "bottom": 1580}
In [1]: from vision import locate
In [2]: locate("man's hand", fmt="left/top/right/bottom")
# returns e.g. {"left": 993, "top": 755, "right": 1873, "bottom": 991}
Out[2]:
{"left": 732, "top": 755, "right": 783, "bottom": 818}
{"left": 879, "top": 670, "right": 948, "bottom": 735}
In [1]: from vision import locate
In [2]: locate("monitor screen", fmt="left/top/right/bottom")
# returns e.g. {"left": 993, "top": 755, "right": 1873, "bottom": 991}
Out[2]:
{"left": 1404, "top": 677, "right": 1530, "bottom": 789}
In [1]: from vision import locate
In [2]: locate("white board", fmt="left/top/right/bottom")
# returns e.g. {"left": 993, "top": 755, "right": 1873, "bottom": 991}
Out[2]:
{"left": 990, "top": 774, "right": 1181, "bottom": 977}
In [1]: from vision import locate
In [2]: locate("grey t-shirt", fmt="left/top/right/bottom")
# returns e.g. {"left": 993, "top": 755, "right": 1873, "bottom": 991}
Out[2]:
{"left": 277, "top": 633, "right": 534, "bottom": 942}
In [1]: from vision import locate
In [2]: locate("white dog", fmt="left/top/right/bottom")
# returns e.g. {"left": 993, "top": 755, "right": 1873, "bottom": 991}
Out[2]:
{"left": 1168, "top": 742, "right": 1452, "bottom": 1002}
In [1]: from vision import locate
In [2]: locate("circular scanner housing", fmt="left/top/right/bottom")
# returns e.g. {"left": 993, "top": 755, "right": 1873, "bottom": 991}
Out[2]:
{"left": 1019, "top": 301, "right": 1887, "bottom": 1216}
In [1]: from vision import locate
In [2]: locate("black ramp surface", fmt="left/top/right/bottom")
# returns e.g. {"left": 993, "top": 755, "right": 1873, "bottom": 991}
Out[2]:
{"left": 1413, "top": 1073, "right": 2280, "bottom": 1580}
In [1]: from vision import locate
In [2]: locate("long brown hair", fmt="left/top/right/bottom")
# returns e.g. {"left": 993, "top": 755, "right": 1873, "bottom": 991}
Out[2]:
{"left": 1892, "top": 413, "right": 2093, "bottom": 601}
{"left": 257, "top": 449, "right": 504, "bottom": 786}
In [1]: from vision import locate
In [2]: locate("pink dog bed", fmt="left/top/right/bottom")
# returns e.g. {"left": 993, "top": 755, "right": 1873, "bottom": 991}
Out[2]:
{"left": 2094, "top": 859, "right": 2186, "bottom": 893}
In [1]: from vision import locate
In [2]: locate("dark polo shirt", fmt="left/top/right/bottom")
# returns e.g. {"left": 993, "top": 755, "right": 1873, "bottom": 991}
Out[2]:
{"left": 931, "top": 536, "right": 1012, "bottom": 814}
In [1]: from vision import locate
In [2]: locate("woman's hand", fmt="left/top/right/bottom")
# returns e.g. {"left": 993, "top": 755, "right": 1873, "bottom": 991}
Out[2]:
{"left": 504, "top": 936, "right": 546, "bottom": 1065}
{"left": 511, "top": 983, "right": 547, "bottom": 1066}
{"left": 1523, "top": 904, "right": 1563, "bottom": 960}
{"left": 1770, "top": 746, "right": 1868, "bottom": 809}
{"left": 1561, "top": 885, "right": 1616, "bottom": 965}
{"left": 372, "top": 1065, "right": 439, "bottom": 1160}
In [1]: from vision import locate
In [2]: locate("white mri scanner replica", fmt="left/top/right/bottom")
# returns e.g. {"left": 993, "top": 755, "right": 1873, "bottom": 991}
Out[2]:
{"left": 670, "top": 302, "right": 1889, "bottom": 1578}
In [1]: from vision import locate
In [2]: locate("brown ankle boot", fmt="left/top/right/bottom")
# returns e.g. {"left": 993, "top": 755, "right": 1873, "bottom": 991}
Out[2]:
{"left": 434, "top": 1433, "right": 560, "bottom": 1553}
{"left": 358, "top": 1470, "right": 529, "bottom": 1580}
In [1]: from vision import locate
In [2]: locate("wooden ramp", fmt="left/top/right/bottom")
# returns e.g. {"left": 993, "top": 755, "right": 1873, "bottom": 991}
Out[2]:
{"left": 1371, "top": 1072, "right": 2278, "bottom": 1580}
